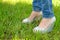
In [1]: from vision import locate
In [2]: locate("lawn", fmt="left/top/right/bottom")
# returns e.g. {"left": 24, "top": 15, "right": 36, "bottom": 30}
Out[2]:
{"left": 0, "top": 0, "right": 60, "bottom": 40}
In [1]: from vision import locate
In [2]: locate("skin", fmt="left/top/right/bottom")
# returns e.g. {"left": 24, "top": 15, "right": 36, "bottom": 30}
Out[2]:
{"left": 28, "top": 11, "right": 41, "bottom": 21}
{"left": 39, "top": 18, "right": 52, "bottom": 29}
{"left": 28, "top": 11, "right": 52, "bottom": 29}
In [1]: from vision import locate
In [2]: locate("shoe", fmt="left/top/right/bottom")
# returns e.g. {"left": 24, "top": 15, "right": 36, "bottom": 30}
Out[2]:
{"left": 33, "top": 16, "right": 56, "bottom": 33}
{"left": 22, "top": 11, "right": 42, "bottom": 23}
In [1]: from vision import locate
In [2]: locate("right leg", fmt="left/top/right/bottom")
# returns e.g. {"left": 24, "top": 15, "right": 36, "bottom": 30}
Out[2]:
{"left": 33, "top": 0, "right": 42, "bottom": 12}
{"left": 22, "top": 0, "right": 42, "bottom": 23}
{"left": 28, "top": 0, "right": 43, "bottom": 21}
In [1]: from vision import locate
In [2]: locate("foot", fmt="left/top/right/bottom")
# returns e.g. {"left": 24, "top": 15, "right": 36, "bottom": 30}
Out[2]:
{"left": 22, "top": 11, "right": 42, "bottom": 23}
{"left": 33, "top": 16, "right": 56, "bottom": 33}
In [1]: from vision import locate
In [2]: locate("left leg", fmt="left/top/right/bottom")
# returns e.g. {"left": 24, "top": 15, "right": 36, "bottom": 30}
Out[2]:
{"left": 33, "top": 0, "right": 56, "bottom": 33}
{"left": 42, "top": 0, "right": 54, "bottom": 18}
{"left": 39, "top": 0, "right": 55, "bottom": 29}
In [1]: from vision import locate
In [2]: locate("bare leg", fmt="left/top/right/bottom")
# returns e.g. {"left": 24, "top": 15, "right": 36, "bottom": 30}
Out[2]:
{"left": 28, "top": 11, "right": 42, "bottom": 21}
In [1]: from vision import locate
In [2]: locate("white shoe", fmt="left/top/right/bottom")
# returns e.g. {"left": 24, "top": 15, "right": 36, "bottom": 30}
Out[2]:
{"left": 22, "top": 18, "right": 32, "bottom": 23}
{"left": 22, "top": 11, "right": 43, "bottom": 23}
{"left": 33, "top": 16, "right": 56, "bottom": 33}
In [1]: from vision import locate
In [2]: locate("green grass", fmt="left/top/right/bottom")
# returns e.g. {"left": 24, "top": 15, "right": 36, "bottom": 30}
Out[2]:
{"left": 0, "top": 0, "right": 60, "bottom": 40}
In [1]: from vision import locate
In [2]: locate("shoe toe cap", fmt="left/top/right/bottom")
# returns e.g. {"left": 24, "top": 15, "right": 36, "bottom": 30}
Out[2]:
{"left": 22, "top": 18, "right": 30, "bottom": 23}
{"left": 33, "top": 26, "right": 46, "bottom": 33}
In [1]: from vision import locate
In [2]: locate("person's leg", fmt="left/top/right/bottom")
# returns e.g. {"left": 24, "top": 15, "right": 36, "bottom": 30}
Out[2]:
{"left": 28, "top": 0, "right": 42, "bottom": 21}
{"left": 42, "top": 0, "right": 54, "bottom": 18}
{"left": 33, "top": 0, "right": 42, "bottom": 12}
{"left": 22, "top": 0, "right": 42, "bottom": 23}
{"left": 39, "top": 0, "right": 55, "bottom": 28}
{"left": 33, "top": 0, "right": 56, "bottom": 33}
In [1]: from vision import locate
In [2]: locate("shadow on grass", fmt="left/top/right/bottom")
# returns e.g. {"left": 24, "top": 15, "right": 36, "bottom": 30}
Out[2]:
{"left": 53, "top": 5, "right": 60, "bottom": 33}
{"left": 0, "top": 1, "right": 60, "bottom": 40}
